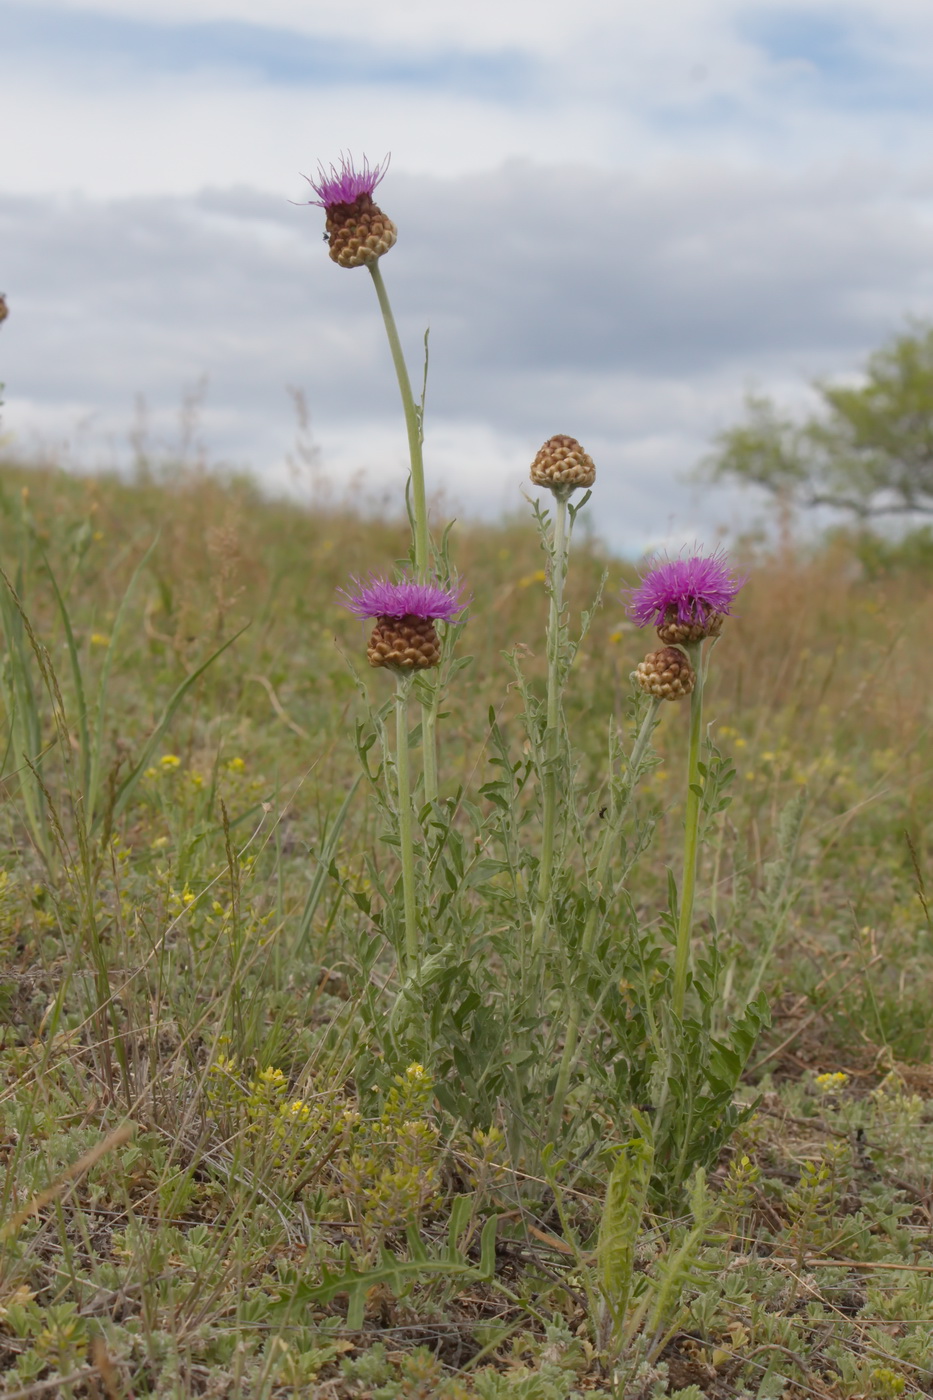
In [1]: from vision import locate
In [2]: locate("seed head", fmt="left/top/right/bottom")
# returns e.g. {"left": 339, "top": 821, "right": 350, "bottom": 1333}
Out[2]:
{"left": 626, "top": 549, "right": 745, "bottom": 641}
{"left": 530, "top": 435, "right": 596, "bottom": 494}
{"left": 303, "top": 154, "right": 397, "bottom": 268}
{"left": 634, "top": 646, "right": 696, "bottom": 701}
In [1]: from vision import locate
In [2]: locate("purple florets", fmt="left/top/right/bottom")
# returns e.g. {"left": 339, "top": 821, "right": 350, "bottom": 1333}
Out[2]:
{"left": 305, "top": 154, "right": 390, "bottom": 209}
{"left": 338, "top": 575, "right": 468, "bottom": 622}
{"left": 626, "top": 549, "right": 746, "bottom": 628}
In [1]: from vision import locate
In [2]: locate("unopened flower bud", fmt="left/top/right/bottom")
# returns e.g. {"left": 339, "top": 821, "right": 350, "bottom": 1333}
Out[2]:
{"left": 0, "top": 294, "right": 8, "bottom": 324}
{"left": 635, "top": 646, "right": 696, "bottom": 701}
{"left": 530, "top": 435, "right": 596, "bottom": 493}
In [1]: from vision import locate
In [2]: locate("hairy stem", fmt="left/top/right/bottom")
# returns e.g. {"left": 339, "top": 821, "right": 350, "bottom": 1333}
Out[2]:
{"left": 367, "top": 262, "right": 430, "bottom": 575}
{"left": 672, "top": 641, "right": 704, "bottom": 1018}
{"left": 531, "top": 491, "right": 570, "bottom": 963}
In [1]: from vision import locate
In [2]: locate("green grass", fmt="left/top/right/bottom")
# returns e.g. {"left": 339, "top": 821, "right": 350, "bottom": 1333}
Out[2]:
{"left": 0, "top": 457, "right": 931, "bottom": 1398}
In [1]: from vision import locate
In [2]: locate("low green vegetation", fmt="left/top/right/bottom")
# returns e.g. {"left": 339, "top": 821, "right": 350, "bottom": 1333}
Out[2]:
{"left": 0, "top": 459, "right": 931, "bottom": 1398}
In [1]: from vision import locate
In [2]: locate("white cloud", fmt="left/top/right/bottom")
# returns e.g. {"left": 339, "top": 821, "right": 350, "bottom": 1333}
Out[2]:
{"left": 6, "top": 0, "right": 933, "bottom": 549}
{"left": 4, "top": 154, "right": 933, "bottom": 551}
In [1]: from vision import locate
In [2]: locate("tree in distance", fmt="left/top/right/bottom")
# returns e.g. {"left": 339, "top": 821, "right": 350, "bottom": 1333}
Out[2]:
{"left": 705, "top": 323, "right": 933, "bottom": 520}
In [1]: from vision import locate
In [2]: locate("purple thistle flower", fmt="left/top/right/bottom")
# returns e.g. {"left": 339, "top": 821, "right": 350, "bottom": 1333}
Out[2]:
{"left": 338, "top": 574, "right": 468, "bottom": 622}
{"left": 305, "top": 154, "right": 390, "bottom": 210}
{"left": 626, "top": 549, "right": 746, "bottom": 628}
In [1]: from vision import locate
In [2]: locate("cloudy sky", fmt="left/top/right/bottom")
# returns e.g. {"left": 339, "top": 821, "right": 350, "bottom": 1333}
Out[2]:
{"left": 4, "top": 0, "right": 933, "bottom": 551}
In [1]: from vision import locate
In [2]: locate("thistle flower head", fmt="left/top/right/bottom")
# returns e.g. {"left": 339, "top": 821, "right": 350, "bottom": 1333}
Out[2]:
{"left": 626, "top": 549, "right": 745, "bottom": 631}
{"left": 338, "top": 574, "right": 468, "bottom": 623}
{"left": 303, "top": 154, "right": 397, "bottom": 267}
{"left": 305, "top": 154, "right": 390, "bottom": 210}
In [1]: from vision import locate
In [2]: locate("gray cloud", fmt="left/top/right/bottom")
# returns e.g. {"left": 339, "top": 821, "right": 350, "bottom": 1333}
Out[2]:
{"left": 3, "top": 159, "right": 933, "bottom": 550}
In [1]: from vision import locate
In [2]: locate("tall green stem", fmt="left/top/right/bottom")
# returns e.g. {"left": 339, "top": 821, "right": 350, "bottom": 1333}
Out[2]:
{"left": 531, "top": 491, "right": 570, "bottom": 962}
{"left": 672, "top": 642, "right": 704, "bottom": 1018}
{"left": 367, "top": 261, "right": 430, "bottom": 577}
{"left": 368, "top": 260, "right": 438, "bottom": 803}
{"left": 547, "top": 698, "right": 662, "bottom": 1142}
{"left": 421, "top": 701, "right": 438, "bottom": 807}
{"left": 395, "top": 675, "right": 418, "bottom": 972}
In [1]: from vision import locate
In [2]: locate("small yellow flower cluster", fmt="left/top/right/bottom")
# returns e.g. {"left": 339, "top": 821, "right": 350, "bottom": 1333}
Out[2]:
{"left": 871, "top": 1073, "right": 925, "bottom": 1133}
{"left": 343, "top": 1067, "right": 440, "bottom": 1235}
{"left": 463, "top": 1125, "right": 508, "bottom": 1189}
{"left": 717, "top": 1151, "right": 761, "bottom": 1224}
{"left": 814, "top": 1071, "right": 849, "bottom": 1092}
{"left": 871, "top": 1367, "right": 907, "bottom": 1398}
{"left": 167, "top": 882, "right": 197, "bottom": 913}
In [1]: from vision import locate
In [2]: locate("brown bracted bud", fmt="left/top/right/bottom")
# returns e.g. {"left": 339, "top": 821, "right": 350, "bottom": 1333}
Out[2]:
{"left": 530, "top": 434, "right": 596, "bottom": 492}
{"left": 326, "top": 194, "right": 397, "bottom": 268}
{"left": 367, "top": 614, "right": 441, "bottom": 671}
{"left": 656, "top": 607, "right": 724, "bottom": 645}
{"left": 0, "top": 294, "right": 7, "bottom": 324}
{"left": 635, "top": 646, "right": 696, "bottom": 701}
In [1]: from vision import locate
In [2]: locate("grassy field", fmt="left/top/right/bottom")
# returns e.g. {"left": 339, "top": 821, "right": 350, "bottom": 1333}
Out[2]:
{"left": 0, "top": 456, "right": 931, "bottom": 1398}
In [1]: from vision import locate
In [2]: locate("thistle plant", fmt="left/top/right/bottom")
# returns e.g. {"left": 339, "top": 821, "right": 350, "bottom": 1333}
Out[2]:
{"left": 305, "top": 157, "right": 442, "bottom": 800}
{"left": 528, "top": 434, "right": 596, "bottom": 961}
{"left": 308, "top": 157, "right": 772, "bottom": 1209}
{"left": 627, "top": 550, "right": 746, "bottom": 1017}
{"left": 338, "top": 574, "right": 467, "bottom": 973}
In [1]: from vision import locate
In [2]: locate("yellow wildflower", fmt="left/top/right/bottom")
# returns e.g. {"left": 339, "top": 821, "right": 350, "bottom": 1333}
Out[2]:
{"left": 89, "top": 632, "right": 110, "bottom": 648}
{"left": 159, "top": 754, "right": 181, "bottom": 769}
{"left": 814, "top": 1071, "right": 849, "bottom": 1091}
